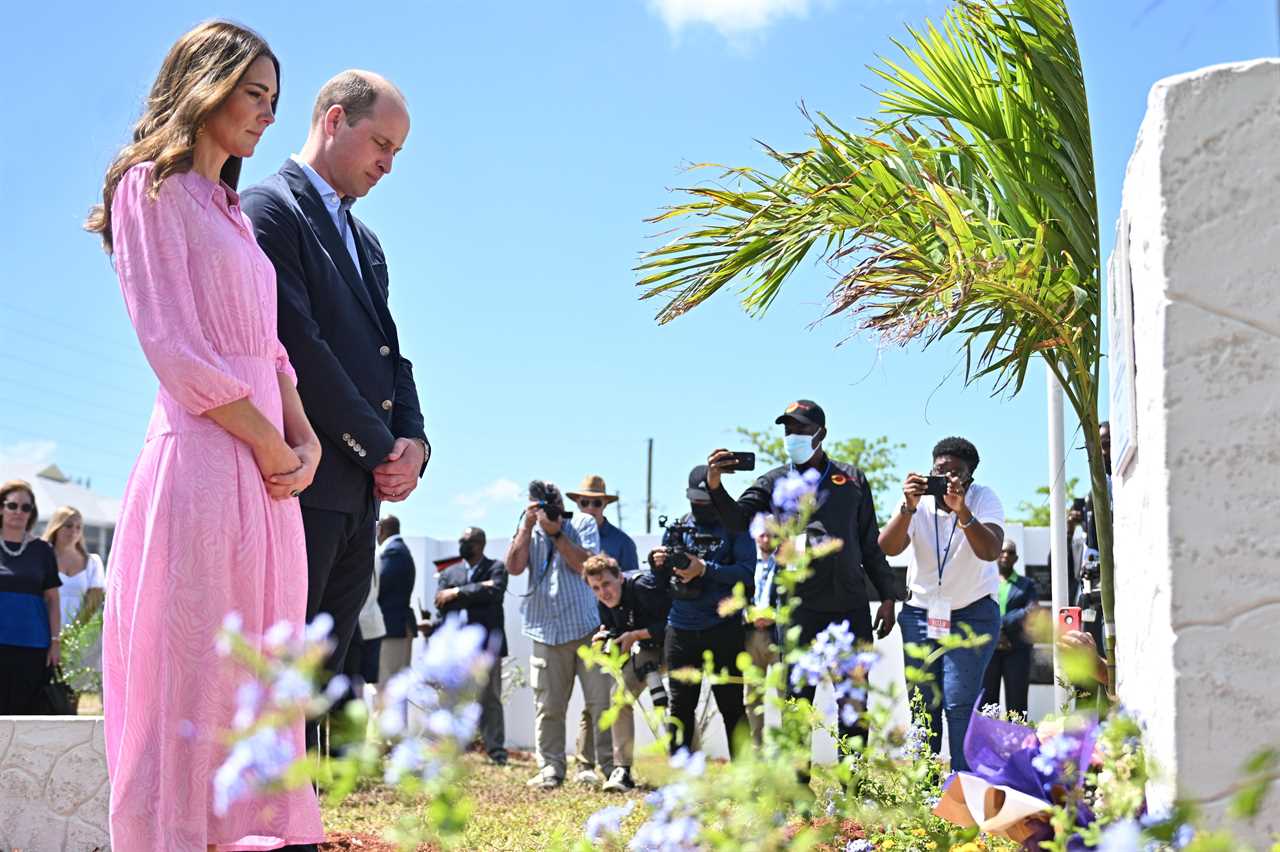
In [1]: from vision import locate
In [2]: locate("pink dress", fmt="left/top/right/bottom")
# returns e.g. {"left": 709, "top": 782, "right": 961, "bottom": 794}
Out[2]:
{"left": 103, "top": 162, "right": 324, "bottom": 851}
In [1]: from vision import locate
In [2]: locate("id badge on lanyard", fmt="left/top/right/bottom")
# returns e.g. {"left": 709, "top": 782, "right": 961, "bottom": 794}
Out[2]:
{"left": 928, "top": 512, "right": 959, "bottom": 639}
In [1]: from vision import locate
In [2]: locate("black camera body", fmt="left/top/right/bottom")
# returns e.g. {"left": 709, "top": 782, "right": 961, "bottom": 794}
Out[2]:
{"left": 602, "top": 629, "right": 668, "bottom": 707}
{"left": 528, "top": 480, "right": 573, "bottom": 522}
{"left": 650, "top": 515, "right": 723, "bottom": 601}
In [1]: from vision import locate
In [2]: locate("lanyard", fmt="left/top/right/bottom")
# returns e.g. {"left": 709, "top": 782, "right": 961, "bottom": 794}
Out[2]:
{"left": 933, "top": 509, "right": 959, "bottom": 587}
{"left": 755, "top": 558, "right": 776, "bottom": 606}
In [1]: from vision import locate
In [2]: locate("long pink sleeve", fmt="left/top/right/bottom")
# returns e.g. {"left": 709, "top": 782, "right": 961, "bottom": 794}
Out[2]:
{"left": 112, "top": 164, "right": 251, "bottom": 415}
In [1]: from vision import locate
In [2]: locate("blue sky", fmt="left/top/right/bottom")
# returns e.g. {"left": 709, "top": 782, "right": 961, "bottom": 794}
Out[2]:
{"left": 2, "top": 0, "right": 1275, "bottom": 540}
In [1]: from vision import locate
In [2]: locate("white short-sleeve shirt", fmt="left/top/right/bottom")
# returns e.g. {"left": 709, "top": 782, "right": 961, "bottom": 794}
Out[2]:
{"left": 58, "top": 553, "right": 106, "bottom": 629}
{"left": 903, "top": 484, "right": 1005, "bottom": 611}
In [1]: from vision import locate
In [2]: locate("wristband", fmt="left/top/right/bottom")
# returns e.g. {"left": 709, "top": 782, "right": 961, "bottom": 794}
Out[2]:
{"left": 899, "top": 501, "right": 916, "bottom": 516}
{"left": 958, "top": 512, "right": 978, "bottom": 529}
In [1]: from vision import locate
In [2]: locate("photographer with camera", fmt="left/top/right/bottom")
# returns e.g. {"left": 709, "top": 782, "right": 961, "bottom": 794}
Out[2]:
{"left": 651, "top": 465, "right": 755, "bottom": 758}
{"left": 706, "top": 400, "right": 903, "bottom": 751}
{"left": 505, "top": 480, "right": 614, "bottom": 790}
{"left": 583, "top": 554, "right": 672, "bottom": 792}
{"left": 878, "top": 436, "right": 1004, "bottom": 771}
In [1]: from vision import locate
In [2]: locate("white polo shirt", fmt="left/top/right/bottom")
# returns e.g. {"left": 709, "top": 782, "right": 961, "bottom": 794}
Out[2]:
{"left": 903, "top": 484, "right": 1005, "bottom": 611}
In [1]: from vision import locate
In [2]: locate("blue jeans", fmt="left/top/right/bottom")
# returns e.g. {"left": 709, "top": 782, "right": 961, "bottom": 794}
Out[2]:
{"left": 898, "top": 596, "right": 1000, "bottom": 771}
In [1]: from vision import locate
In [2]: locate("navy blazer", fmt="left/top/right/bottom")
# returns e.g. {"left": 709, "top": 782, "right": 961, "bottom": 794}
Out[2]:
{"left": 242, "top": 160, "right": 428, "bottom": 514}
{"left": 377, "top": 536, "right": 418, "bottom": 639}
{"left": 437, "top": 557, "right": 509, "bottom": 657}
{"left": 999, "top": 573, "right": 1040, "bottom": 648}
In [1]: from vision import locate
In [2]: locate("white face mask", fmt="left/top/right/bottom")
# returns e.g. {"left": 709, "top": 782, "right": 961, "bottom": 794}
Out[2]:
{"left": 784, "top": 433, "right": 818, "bottom": 465}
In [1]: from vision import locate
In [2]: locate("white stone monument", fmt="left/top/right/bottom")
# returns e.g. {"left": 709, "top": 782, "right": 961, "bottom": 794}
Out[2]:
{"left": 1112, "top": 58, "right": 1280, "bottom": 842}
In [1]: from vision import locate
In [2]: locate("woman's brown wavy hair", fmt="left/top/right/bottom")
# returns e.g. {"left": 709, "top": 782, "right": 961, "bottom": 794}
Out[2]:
{"left": 85, "top": 20, "right": 279, "bottom": 253}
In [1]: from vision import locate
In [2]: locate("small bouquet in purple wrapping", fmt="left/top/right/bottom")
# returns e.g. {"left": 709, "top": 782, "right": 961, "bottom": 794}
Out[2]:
{"left": 932, "top": 708, "right": 1099, "bottom": 849}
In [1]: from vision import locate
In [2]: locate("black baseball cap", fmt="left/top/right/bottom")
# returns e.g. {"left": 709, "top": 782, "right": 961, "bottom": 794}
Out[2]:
{"left": 686, "top": 464, "right": 711, "bottom": 501}
{"left": 775, "top": 399, "right": 826, "bottom": 429}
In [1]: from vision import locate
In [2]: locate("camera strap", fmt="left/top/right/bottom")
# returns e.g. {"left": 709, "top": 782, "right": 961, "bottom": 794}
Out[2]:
{"left": 520, "top": 536, "right": 559, "bottom": 598}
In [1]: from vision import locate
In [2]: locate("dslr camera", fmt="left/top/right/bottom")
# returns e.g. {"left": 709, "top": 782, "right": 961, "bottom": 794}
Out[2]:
{"left": 649, "top": 515, "right": 723, "bottom": 601}
{"left": 602, "top": 631, "right": 668, "bottom": 707}
{"left": 1077, "top": 546, "right": 1102, "bottom": 622}
{"left": 527, "top": 480, "right": 573, "bottom": 522}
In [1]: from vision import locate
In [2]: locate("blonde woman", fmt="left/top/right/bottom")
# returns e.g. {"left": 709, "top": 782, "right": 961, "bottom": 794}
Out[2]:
{"left": 87, "top": 20, "right": 323, "bottom": 852}
{"left": 0, "top": 479, "right": 61, "bottom": 714}
{"left": 44, "top": 507, "right": 106, "bottom": 632}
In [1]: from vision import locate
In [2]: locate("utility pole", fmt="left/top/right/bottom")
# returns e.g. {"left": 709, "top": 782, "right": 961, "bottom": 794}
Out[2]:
{"left": 615, "top": 492, "right": 623, "bottom": 528}
{"left": 1047, "top": 365, "right": 1069, "bottom": 710}
{"left": 645, "top": 438, "right": 654, "bottom": 534}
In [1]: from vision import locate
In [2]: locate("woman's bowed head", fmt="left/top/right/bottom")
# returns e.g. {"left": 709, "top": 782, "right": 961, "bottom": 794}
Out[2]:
{"left": 86, "top": 20, "right": 280, "bottom": 252}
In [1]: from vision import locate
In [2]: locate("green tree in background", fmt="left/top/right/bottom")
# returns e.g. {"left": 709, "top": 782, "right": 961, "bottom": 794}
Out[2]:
{"left": 636, "top": 0, "right": 1117, "bottom": 681}
{"left": 1016, "top": 477, "right": 1079, "bottom": 526}
{"left": 734, "top": 426, "right": 903, "bottom": 517}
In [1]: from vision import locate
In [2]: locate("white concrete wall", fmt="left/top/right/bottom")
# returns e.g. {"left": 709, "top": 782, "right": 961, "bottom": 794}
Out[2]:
{"left": 0, "top": 717, "right": 110, "bottom": 852}
{"left": 1113, "top": 58, "right": 1280, "bottom": 841}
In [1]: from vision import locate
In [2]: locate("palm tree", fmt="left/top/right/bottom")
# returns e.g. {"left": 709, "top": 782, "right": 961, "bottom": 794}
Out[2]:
{"left": 637, "top": 0, "right": 1117, "bottom": 679}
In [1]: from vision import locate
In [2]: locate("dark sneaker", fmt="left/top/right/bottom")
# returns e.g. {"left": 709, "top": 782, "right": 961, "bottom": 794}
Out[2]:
{"left": 489, "top": 750, "right": 509, "bottom": 765}
{"left": 602, "top": 766, "right": 635, "bottom": 792}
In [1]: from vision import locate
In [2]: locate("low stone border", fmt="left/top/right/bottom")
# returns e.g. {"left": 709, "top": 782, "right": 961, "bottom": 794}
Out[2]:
{"left": 0, "top": 716, "right": 110, "bottom": 851}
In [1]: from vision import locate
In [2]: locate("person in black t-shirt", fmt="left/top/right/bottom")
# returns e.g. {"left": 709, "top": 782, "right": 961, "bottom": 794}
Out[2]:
{"left": 0, "top": 480, "right": 62, "bottom": 714}
{"left": 706, "top": 400, "right": 903, "bottom": 751}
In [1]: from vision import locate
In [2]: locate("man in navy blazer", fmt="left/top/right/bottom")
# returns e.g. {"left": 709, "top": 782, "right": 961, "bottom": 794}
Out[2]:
{"left": 981, "top": 540, "right": 1040, "bottom": 718}
{"left": 242, "top": 70, "right": 430, "bottom": 688}
{"left": 376, "top": 515, "right": 418, "bottom": 683}
{"left": 436, "top": 528, "right": 509, "bottom": 763}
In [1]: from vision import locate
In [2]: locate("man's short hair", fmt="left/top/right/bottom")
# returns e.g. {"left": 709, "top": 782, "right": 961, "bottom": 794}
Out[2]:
{"left": 583, "top": 554, "right": 621, "bottom": 580}
{"left": 312, "top": 71, "right": 392, "bottom": 126}
{"left": 932, "top": 436, "right": 980, "bottom": 473}
{"left": 380, "top": 514, "right": 401, "bottom": 535}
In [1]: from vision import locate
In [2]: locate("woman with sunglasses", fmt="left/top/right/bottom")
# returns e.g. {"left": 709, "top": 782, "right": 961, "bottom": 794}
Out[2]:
{"left": 0, "top": 479, "right": 61, "bottom": 714}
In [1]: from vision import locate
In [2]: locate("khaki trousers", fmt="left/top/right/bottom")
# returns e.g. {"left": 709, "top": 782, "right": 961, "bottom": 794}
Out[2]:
{"left": 744, "top": 626, "right": 780, "bottom": 746}
{"left": 378, "top": 636, "right": 414, "bottom": 684}
{"left": 610, "top": 647, "right": 664, "bottom": 768}
{"left": 530, "top": 636, "right": 614, "bottom": 778}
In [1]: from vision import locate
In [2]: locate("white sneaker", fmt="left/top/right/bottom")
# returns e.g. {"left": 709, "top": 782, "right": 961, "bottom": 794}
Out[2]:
{"left": 526, "top": 767, "right": 563, "bottom": 789}
{"left": 602, "top": 766, "right": 635, "bottom": 792}
{"left": 574, "top": 767, "right": 602, "bottom": 786}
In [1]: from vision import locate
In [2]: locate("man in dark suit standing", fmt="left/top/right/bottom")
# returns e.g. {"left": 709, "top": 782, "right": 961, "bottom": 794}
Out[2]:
{"left": 436, "top": 527, "right": 509, "bottom": 764}
{"left": 981, "top": 540, "right": 1040, "bottom": 718}
{"left": 376, "top": 515, "right": 417, "bottom": 682}
{"left": 243, "top": 70, "right": 430, "bottom": 690}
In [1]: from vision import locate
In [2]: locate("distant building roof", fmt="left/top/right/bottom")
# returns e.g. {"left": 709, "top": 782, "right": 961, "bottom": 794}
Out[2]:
{"left": 0, "top": 462, "right": 121, "bottom": 528}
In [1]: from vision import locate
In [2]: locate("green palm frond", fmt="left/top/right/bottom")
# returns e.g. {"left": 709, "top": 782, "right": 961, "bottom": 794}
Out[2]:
{"left": 636, "top": 0, "right": 1099, "bottom": 402}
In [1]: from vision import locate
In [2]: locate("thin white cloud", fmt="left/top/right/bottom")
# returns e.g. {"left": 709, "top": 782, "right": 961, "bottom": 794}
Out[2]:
{"left": 0, "top": 440, "right": 58, "bottom": 470}
{"left": 452, "top": 478, "right": 523, "bottom": 523}
{"left": 647, "top": 0, "right": 820, "bottom": 39}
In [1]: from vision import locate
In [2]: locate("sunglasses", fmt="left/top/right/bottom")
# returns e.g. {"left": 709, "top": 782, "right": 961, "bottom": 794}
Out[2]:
{"left": 3, "top": 501, "right": 33, "bottom": 513}
{"left": 577, "top": 499, "right": 604, "bottom": 509}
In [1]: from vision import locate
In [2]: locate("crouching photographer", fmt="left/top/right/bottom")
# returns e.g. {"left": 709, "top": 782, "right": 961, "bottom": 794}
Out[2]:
{"left": 584, "top": 554, "right": 672, "bottom": 792}
{"left": 649, "top": 465, "right": 755, "bottom": 758}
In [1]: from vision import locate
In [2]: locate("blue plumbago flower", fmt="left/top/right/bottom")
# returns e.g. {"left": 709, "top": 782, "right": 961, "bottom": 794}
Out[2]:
{"left": 749, "top": 512, "right": 771, "bottom": 539}
{"left": 923, "top": 794, "right": 940, "bottom": 809}
{"left": 384, "top": 738, "right": 441, "bottom": 784}
{"left": 585, "top": 801, "right": 635, "bottom": 843}
{"left": 216, "top": 612, "right": 244, "bottom": 655}
{"left": 1098, "top": 819, "right": 1142, "bottom": 852}
{"left": 771, "top": 468, "right": 822, "bottom": 515}
{"left": 898, "top": 723, "right": 929, "bottom": 761}
{"left": 415, "top": 615, "right": 490, "bottom": 691}
{"left": 233, "top": 681, "right": 263, "bottom": 731}
{"left": 323, "top": 674, "right": 351, "bottom": 705}
{"left": 304, "top": 612, "right": 334, "bottom": 644}
{"left": 846, "top": 840, "right": 874, "bottom": 852}
{"left": 790, "top": 622, "right": 879, "bottom": 695}
{"left": 1032, "top": 731, "right": 1085, "bottom": 782}
{"left": 840, "top": 702, "right": 862, "bottom": 728}
{"left": 177, "top": 719, "right": 197, "bottom": 740}
{"left": 1173, "top": 824, "right": 1195, "bottom": 849}
{"left": 263, "top": 619, "right": 294, "bottom": 651}
{"left": 270, "top": 666, "right": 313, "bottom": 705}
{"left": 212, "top": 727, "right": 296, "bottom": 815}
{"left": 669, "top": 748, "right": 706, "bottom": 777}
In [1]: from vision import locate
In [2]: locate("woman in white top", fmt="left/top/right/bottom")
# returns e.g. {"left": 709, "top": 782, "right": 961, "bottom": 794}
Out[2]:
{"left": 43, "top": 506, "right": 106, "bottom": 675}
{"left": 878, "top": 437, "right": 1005, "bottom": 771}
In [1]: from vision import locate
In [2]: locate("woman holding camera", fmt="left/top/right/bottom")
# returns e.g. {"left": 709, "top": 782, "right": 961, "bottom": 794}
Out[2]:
{"left": 879, "top": 437, "right": 1004, "bottom": 771}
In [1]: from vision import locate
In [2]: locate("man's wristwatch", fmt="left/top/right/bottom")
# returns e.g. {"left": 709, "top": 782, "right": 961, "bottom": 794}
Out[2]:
{"left": 958, "top": 511, "right": 978, "bottom": 529}
{"left": 899, "top": 501, "right": 916, "bottom": 517}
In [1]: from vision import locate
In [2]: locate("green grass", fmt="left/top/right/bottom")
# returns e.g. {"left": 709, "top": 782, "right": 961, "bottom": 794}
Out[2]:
{"left": 321, "top": 751, "right": 677, "bottom": 851}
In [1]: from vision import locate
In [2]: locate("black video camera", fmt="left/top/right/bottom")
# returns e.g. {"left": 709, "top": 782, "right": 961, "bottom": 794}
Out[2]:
{"left": 650, "top": 515, "right": 723, "bottom": 601}
{"left": 528, "top": 480, "right": 573, "bottom": 522}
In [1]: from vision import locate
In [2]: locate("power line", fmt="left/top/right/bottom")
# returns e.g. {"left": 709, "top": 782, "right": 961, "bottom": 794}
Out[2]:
{"left": 2, "top": 375, "right": 151, "bottom": 422}
{"left": 0, "top": 425, "right": 139, "bottom": 463}
{"left": 0, "top": 321, "right": 151, "bottom": 376}
{"left": 4, "top": 303, "right": 140, "bottom": 352}
{"left": 0, "top": 352, "right": 153, "bottom": 401}
{"left": 0, "top": 398, "right": 141, "bottom": 438}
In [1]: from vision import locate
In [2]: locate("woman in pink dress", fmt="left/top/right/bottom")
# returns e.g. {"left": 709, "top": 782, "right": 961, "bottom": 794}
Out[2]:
{"left": 86, "top": 21, "right": 325, "bottom": 852}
